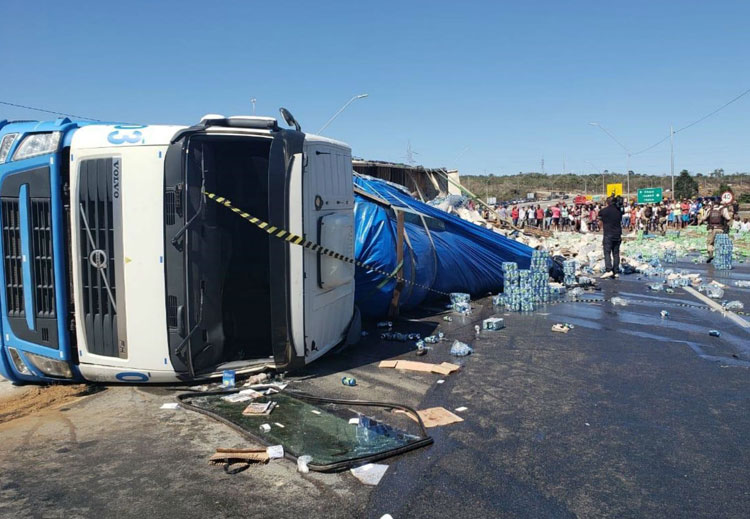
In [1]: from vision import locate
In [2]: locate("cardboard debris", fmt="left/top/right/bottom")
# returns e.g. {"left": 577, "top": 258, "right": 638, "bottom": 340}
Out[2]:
{"left": 378, "top": 360, "right": 460, "bottom": 375}
{"left": 209, "top": 448, "right": 269, "bottom": 465}
{"left": 400, "top": 406, "right": 464, "bottom": 428}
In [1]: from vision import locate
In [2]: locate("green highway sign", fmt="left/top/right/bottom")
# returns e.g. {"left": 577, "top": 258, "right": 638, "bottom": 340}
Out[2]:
{"left": 637, "top": 187, "right": 663, "bottom": 204}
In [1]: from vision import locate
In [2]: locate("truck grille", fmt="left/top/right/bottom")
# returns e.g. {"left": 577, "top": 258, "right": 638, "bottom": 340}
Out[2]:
{"left": 31, "top": 200, "right": 55, "bottom": 318}
{"left": 1, "top": 199, "right": 24, "bottom": 317}
{"left": 78, "top": 158, "right": 119, "bottom": 357}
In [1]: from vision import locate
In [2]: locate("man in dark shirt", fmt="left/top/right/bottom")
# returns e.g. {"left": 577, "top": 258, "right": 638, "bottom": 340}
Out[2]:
{"left": 598, "top": 197, "right": 622, "bottom": 279}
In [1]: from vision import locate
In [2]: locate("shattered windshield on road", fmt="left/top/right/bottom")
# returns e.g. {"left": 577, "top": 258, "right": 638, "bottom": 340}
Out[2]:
{"left": 178, "top": 389, "right": 432, "bottom": 471}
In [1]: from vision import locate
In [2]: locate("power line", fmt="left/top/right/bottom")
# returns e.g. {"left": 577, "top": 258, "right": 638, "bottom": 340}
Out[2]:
{"left": 0, "top": 100, "right": 104, "bottom": 122}
{"left": 632, "top": 86, "right": 750, "bottom": 156}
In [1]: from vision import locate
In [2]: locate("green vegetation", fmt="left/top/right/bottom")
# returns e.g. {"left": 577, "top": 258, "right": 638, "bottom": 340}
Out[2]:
{"left": 674, "top": 170, "right": 699, "bottom": 199}
{"left": 461, "top": 171, "right": 750, "bottom": 202}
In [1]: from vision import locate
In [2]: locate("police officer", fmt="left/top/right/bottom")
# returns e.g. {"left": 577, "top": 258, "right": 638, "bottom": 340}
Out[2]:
{"left": 701, "top": 201, "right": 732, "bottom": 263}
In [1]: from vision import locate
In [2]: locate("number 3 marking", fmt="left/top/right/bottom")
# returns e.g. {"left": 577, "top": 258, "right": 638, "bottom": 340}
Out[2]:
{"left": 108, "top": 129, "right": 143, "bottom": 145}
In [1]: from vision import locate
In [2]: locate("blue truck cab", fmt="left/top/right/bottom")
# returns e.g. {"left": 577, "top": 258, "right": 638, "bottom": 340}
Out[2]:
{"left": 0, "top": 118, "right": 89, "bottom": 383}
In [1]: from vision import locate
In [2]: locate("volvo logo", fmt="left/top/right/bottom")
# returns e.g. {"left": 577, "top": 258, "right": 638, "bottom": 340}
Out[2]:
{"left": 112, "top": 158, "right": 121, "bottom": 199}
{"left": 89, "top": 249, "right": 108, "bottom": 270}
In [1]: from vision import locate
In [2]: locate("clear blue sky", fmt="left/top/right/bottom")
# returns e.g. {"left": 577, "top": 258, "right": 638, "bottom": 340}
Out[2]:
{"left": 2, "top": 1, "right": 749, "bottom": 176}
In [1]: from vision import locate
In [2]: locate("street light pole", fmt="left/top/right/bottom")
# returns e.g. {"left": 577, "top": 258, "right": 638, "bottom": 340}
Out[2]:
{"left": 589, "top": 122, "right": 632, "bottom": 199}
{"left": 317, "top": 93, "right": 369, "bottom": 134}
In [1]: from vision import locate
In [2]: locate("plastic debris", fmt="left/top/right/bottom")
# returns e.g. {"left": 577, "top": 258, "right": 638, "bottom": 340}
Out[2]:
{"left": 377, "top": 321, "right": 393, "bottom": 329}
{"left": 341, "top": 376, "right": 357, "bottom": 386}
{"left": 450, "top": 340, "right": 473, "bottom": 356}
{"left": 647, "top": 283, "right": 664, "bottom": 292}
{"left": 266, "top": 445, "right": 284, "bottom": 459}
{"left": 259, "top": 423, "right": 272, "bottom": 433}
{"left": 160, "top": 403, "right": 179, "bottom": 410}
{"left": 708, "top": 330, "right": 721, "bottom": 337}
{"left": 551, "top": 323, "right": 573, "bottom": 333}
{"left": 734, "top": 280, "right": 750, "bottom": 288}
{"left": 423, "top": 335, "right": 439, "bottom": 344}
{"left": 222, "top": 370, "right": 236, "bottom": 388}
{"left": 610, "top": 297, "right": 629, "bottom": 306}
{"left": 723, "top": 300, "right": 744, "bottom": 311}
{"left": 567, "top": 287, "right": 584, "bottom": 299}
{"left": 482, "top": 317, "right": 505, "bottom": 330}
{"left": 350, "top": 463, "right": 389, "bottom": 486}
{"left": 705, "top": 286, "right": 725, "bottom": 299}
{"left": 442, "top": 315, "right": 453, "bottom": 322}
{"left": 474, "top": 325, "right": 481, "bottom": 337}
{"left": 297, "top": 455, "right": 313, "bottom": 473}
{"left": 660, "top": 310, "right": 670, "bottom": 319}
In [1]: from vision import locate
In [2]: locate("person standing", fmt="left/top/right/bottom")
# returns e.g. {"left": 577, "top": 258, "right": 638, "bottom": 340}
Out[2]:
{"left": 598, "top": 197, "right": 623, "bottom": 279}
{"left": 658, "top": 203, "right": 668, "bottom": 233}
{"left": 701, "top": 201, "right": 732, "bottom": 263}
{"left": 535, "top": 205, "right": 544, "bottom": 229}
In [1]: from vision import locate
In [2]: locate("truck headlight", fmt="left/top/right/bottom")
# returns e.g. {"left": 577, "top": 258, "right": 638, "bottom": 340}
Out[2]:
{"left": 7, "top": 347, "right": 32, "bottom": 376}
{"left": 0, "top": 132, "right": 19, "bottom": 163}
{"left": 24, "top": 351, "right": 73, "bottom": 379}
{"left": 12, "top": 132, "right": 61, "bottom": 161}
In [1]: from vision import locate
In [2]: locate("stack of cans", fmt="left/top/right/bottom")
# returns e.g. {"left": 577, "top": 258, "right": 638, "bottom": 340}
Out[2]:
{"left": 530, "top": 250, "right": 549, "bottom": 273}
{"left": 518, "top": 270, "right": 534, "bottom": 312}
{"left": 714, "top": 234, "right": 733, "bottom": 270}
{"left": 662, "top": 249, "right": 677, "bottom": 264}
{"left": 563, "top": 260, "right": 577, "bottom": 287}
{"left": 496, "top": 259, "right": 559, "bottom": 312}
{"left": 450, "top": 292, "right": 472, "bottom": 313}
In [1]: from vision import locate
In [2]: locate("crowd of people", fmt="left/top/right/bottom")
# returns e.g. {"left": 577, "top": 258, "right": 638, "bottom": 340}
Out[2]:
{"left": 492, "top": 197, "right": 750, "bottom": 234}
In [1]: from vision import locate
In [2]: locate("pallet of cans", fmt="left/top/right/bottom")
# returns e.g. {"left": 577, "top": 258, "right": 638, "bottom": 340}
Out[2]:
{"left": 714, "top": 234, "right": 733, "bottom": 270}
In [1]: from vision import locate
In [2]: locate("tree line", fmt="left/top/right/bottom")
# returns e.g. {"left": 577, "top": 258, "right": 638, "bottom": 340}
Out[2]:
{"left": 461, "top": 170, "right": 750, "bottom": 202}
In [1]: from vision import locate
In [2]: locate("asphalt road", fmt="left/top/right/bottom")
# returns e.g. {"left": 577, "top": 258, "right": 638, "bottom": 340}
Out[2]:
{"left": 1, "top": 260, "right": 748, "bottom": 518}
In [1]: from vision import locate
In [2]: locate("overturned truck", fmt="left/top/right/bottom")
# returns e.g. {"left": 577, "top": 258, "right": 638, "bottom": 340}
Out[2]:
{"left": 0, "top": 113, "right": 358, "bottom": 384}
{"left": 0, "top": 112, "right": 549, "bottom": 385}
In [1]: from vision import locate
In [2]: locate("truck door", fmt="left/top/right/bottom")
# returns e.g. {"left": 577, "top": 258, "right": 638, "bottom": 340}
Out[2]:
{"left": 267, "top": 129, "right": 304, "bottom": 370}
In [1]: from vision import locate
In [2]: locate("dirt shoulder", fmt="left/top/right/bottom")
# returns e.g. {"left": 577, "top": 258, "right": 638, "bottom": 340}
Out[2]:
{"left": 0, "top": 383, "right": 98, "bottom": 423}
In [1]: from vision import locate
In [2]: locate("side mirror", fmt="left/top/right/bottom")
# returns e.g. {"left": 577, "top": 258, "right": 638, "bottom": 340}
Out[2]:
{"left": 279, "top": 107, "right": 301, "bottom": 132}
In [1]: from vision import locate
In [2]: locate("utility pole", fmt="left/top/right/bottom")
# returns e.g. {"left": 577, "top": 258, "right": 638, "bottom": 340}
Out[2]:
{"left": 541, "top": 157, "right": 545, "bottom": 175}
{"left": 670, "top": 125, "right": 675, "bottom": 198}
{"left": 626, "top": 152, "right": 631, "bottom": 199}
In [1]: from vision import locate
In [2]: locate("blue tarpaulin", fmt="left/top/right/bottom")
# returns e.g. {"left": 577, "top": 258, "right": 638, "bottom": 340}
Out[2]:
{"left": 353, "top": 174, "right": 553, "bottom": 317}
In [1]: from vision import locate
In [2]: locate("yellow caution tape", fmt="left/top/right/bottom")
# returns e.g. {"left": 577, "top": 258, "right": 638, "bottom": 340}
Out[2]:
{"left": 204, "top": 192, "right": 451, "bottom": 297}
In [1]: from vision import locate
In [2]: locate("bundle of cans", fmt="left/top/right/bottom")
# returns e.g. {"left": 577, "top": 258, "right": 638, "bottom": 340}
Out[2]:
{"left": 666, "top": 276, "right": 689, "bottom": 288}
{"left": 450, "top": 292, "right": 472, "bottom": 313}
{"left": 563, "top": 259, "right": 577, "bottom": 287}
{"left": 662, "top": 249, "right": 677, "bottom": 264}
{"left": 714, "top": 234, "right": 733, "bottom": 270}
{"left": 530, "top": 250, "right": 549, "bottom": 273}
